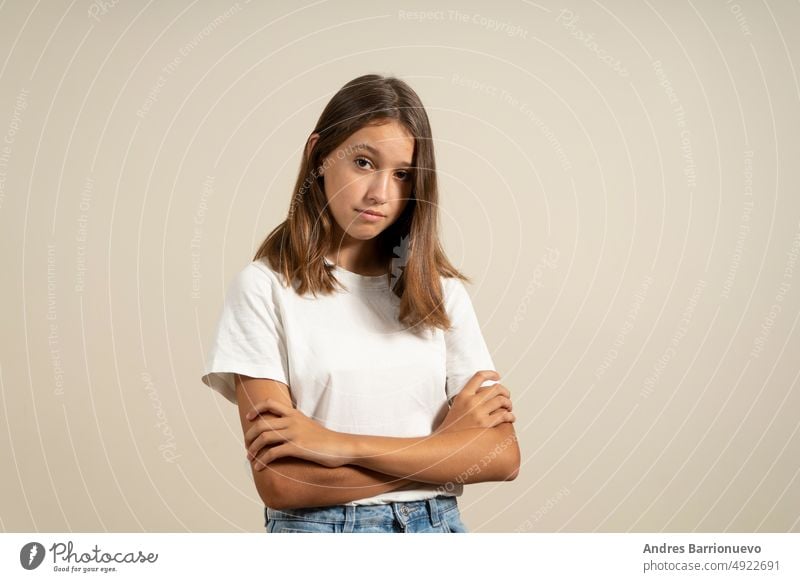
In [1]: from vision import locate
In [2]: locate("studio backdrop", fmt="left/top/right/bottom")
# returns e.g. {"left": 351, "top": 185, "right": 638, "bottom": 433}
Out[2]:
{"left": 0, "top": 0, "right": 798, "bottom": 532}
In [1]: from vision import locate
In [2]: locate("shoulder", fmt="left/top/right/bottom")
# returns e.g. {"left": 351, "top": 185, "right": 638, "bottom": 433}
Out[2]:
{"left": 439, "top": 276, "right": 478, "bottom": 327}
{"left": 440, "top": 275, "right": 471, "bottom": 307}
{"left": 236, "top": 258, "right": 286, "bottom": 286}
{"left": 226, "top": 258, "right": 289, "bottom": 304}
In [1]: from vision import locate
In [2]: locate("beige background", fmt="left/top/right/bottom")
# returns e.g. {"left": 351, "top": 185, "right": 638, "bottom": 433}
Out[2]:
{"left": 0, "top": 0, "right": 798, "bottom": 533}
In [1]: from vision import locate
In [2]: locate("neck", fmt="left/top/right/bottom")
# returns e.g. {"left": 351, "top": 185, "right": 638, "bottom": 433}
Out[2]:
{"left": 326, "top": 232, "right": 387, "bottom": 276}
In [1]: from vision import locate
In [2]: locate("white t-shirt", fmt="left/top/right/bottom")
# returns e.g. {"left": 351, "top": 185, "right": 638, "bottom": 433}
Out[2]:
{"left": 201, "top": 256, "right": 498, "bottom": 505}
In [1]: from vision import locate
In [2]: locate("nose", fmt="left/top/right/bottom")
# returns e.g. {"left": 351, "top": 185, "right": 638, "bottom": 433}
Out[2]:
{"left": 364, "top": 169, "right": 392, "bottom": 205}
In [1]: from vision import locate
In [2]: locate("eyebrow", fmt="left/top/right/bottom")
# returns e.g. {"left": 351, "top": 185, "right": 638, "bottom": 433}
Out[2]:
{"left": 351, "top": 142, "right": 412, "bottom": 168}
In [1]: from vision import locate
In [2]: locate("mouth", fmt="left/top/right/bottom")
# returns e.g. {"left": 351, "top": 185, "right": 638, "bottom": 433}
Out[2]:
{"left": 356, "top": 208, "right": 386, "bottom": 217}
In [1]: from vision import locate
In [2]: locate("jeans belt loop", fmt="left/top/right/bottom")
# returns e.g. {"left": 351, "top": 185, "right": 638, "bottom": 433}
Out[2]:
{"left": 427, "top": 497, "right": 442, "bottom": 527}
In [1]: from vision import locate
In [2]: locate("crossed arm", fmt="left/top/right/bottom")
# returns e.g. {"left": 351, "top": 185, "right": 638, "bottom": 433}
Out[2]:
{"left": 235, "top": 373, "right": 520, "bottom": 510}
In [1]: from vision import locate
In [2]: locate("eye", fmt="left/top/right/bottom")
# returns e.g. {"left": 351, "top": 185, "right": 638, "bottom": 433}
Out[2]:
{"left": 355, "top": 157, "right": 412, "bottom": 181}
{"left": 354, "top": 157, "right": 372, "bottom": 170}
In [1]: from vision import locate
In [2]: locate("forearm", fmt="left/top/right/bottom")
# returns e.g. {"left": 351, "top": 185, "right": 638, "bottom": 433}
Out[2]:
{"left": 342, "top": 423, "right": 520, "bottom": 485}
{"left": 254, "top": 456, "right": 423, "bottom": 510}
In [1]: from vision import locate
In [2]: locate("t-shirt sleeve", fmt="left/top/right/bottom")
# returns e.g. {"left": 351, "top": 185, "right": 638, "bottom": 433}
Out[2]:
{"left": 200, "top": 263, "right": 289, "bottom": 405}
{"left": 443, "top": 277, "right": 499, "bottom": 402}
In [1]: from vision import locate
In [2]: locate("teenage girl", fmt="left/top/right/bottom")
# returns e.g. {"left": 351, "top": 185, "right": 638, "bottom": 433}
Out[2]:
{"left": 202, "top": 74, "right": 520, "bottom": 533}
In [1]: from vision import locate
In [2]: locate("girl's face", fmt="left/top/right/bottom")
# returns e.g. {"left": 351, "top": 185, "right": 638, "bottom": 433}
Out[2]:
{"left": 310, "top": 120, "right": 415, "bottom": 245}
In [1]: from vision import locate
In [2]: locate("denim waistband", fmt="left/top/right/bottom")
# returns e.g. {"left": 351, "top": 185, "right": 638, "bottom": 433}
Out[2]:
{"left": 265, "top": 494, "right": 458, "bottom": 527}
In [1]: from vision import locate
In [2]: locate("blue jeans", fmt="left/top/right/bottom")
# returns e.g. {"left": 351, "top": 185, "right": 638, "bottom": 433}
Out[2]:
{"left": 264, "top": 495, "right": 468, "bottom": 533}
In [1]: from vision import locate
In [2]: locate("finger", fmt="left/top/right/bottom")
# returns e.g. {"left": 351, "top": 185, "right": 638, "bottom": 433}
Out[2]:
{"left": 479, "top": 383, "right": 510, "bottom": 400}
{"left": 487, "top": 409, "right": 516, "bottom": 427}
{"left": 474, "top": 386, "right": 494, "bottom": 403}
{"left": 246, "top": 399, "right": 292, "bottom": 420}
{"left": 246, "top": 399, "right": 293, "bottom": 420}
{"left": 247, "top": 428, "right": 290, "bottom": 458}
{"left": 243, "top": 417, "right": 290, "bottom": 446}
{"left": 253, "top": 443, "right": 293, "bottom": 471}
{"left": 244, "top": 414, "right": 287, "bottom": 434}
{"left": 475, "top": 384, "right": 509, "bottom": 405}
{"left": 463, "top": 370, "right": 501, "bottom": 395}
{"left": 481, "top": 395, "right": 512, "bottom": 413}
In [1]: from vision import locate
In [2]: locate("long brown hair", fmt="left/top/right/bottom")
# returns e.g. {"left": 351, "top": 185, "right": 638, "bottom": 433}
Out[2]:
{"left": 254, "top": 73, "right": 469, "bottom": 333}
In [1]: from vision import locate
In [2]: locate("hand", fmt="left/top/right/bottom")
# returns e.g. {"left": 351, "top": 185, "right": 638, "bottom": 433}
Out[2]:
{"left": 244, "top": 400, "right": 349, "bottom": 469}
{"left": 435, "top": 370, "right": 515, "bottom": 433}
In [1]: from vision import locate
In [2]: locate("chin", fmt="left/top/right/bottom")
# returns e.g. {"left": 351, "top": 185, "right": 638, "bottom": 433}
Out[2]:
{"left": 346, "top": 229, "right": 382, "bottom": 240}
